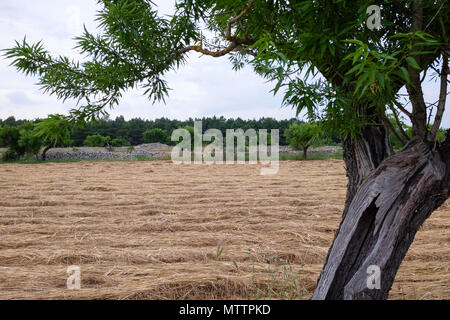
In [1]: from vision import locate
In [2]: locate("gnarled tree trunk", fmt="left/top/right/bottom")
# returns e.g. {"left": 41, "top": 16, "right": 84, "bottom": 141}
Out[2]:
{"left": 313, "top": 126, "right": 450, "bottom": 300}
{"left": 41, "top": 145, "right": 52, "bottom": 161}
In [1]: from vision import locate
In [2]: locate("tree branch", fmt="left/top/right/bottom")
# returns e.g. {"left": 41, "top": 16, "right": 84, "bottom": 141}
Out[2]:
{"left": 428, "top": 51, "right": 449, "bottom": 145}
{"left": 381, "top": 114, "right": 407, "bottom": 146}
{"left": 176, "top": 0, "right": 256, "bottom": 58}
{"left": 226, "top": 0, "right": 256, "bottom": 41}
{"left": 393, "top": 100, "right": 413, "bottom": 119}
{"left": 389, "top": 105, "right": 410, "bottom": 141}
{"left": 177, "top": 43, "right": 240, "bottom": 57}
{"left": 407, "top": 0, "right": 428, "bottom": 138}
{"left": 424, "top": 0, "right": 446, "bottom": 31}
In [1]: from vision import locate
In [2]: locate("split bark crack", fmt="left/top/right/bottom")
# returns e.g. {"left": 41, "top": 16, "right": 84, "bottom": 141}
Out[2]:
{"left": 313, "top": 133, "right": 450, "bottom": 300}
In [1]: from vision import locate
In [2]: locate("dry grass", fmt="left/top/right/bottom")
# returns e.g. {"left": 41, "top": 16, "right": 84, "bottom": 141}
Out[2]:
{"left": 0, "top": 160, "right": 448, "bottom": 300}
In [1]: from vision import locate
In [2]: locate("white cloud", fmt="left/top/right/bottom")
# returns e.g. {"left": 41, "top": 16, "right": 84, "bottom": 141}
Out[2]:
{"left": 5, "top": 91, "right": 33, "bottom": 105}
{"left": 66, "top": 5, "right": 82, "bottom": 34}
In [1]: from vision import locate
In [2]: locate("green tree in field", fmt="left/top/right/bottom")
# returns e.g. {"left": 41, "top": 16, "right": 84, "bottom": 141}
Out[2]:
{"left": 142, "top": 128, "right": 168, "bottom": 144}
{"left": 0, "top": 122, "right": 43, "bottom": 160}
{"left": 285, "top": 122, "right": 325, "bottom": 160}
{"left": 83, "top": 134, "right": 111, "bottom": 147}
{"left": 4, "top": 0, "right": 449, "bottom": 300}
{"left": 18, "top": 126, "right": 43, "bottom": 158}
{"left": 34, "top": 115, "right": 74, "bottom": 160}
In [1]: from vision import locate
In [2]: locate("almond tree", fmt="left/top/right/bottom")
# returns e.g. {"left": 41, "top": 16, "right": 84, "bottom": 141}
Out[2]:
{"left": 4, "top": 0, "right": 449, "bottom": 299}
{"left": 285, "top": 122, "right": 324, "bottom": 160}
{"left": 34, "top": 115, "right": 73, "bottom": 160}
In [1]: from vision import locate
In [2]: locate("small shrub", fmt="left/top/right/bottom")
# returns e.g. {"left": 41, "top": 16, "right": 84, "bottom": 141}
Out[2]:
{"left": 111, "top": 137, "right": 129, "bottom": 147}
{"left": 143, "top": 129, "right": 168, "bottom": 144}
{"left": 84, "top": 134, "right": 111, "bottom": 147}
{"left": 2, "top": 149, "right": 20, "bottom": 161}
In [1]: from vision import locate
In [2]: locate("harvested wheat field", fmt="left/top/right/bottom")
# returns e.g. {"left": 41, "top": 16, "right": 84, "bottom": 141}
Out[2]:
{"left": 0, "top": 160, "right": 448, "bottom": 300}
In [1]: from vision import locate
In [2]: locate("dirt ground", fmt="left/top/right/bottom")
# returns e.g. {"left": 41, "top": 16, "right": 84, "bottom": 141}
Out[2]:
{"left": 0, "top": 160, "right": 448, "bottom": 300}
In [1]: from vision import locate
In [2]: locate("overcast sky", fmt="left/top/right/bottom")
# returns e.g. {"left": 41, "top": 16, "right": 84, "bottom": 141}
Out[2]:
{"left": 0, "top": 0, "right": 448, "bottom": 128}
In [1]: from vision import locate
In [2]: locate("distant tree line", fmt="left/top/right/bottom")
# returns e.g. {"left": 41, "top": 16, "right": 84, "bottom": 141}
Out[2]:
{"left": 4, "top": 114, "right": 442, "bottom": 162}
{"left": 0, "top": 116, "right": 305, "bottom": 147}
{"left": 0, "top": 115, "right": 352, "bottom": 161}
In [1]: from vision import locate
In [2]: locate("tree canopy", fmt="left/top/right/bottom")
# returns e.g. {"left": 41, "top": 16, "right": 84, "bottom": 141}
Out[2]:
{"left": 143, "top": 128, "right": 169, "bottom": 144}
{"left": 83, "top": 134, "right": 112, "bottom": 147}
{"left": 285, "top": 122, "right": 326, "bottom": 159}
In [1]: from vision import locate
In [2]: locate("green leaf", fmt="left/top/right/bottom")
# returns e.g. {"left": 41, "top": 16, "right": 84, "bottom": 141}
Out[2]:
{"left": 376, "top": 73, "right": 385, "bottom": 89}
{"left": 398, "top": 67, "right": 411, "bottom": 84}
{"left": 345, "top": 63, "right": 362, "bottom": 76}
{"left": 405, "top": 57, "right": 420, "bottom": 70}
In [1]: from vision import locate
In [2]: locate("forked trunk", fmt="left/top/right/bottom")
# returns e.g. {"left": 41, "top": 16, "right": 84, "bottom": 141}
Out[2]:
{"left": 313, "top": 126, "right": 450, "bottom": 300}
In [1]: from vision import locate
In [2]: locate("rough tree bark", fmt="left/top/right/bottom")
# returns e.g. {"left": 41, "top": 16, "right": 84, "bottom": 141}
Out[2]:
{"left": 41, "top": 145, "right": 52, "bottom": 161}
{"left": 303, "top": 147, "right": 309, "bottom": 160}
{"left": 312, "top": 126, "right": 450, "bottom": 300}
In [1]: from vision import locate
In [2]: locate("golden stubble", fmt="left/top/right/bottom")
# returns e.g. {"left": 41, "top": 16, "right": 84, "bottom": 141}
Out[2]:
{"left": 0, "top": 160, "right": 448, "bottom": 300}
